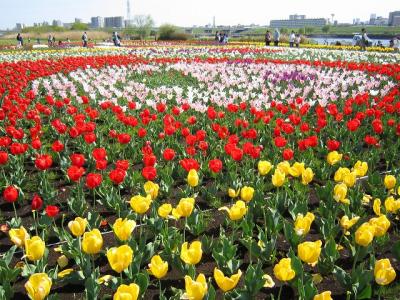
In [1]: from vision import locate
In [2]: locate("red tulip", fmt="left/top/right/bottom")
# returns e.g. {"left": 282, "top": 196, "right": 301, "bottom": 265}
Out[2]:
{"left": 35, "top": 154, "right": 53, "bottom": 170}
{"left": 163, "top": 148, "right": 175, "bottom": 161}
{"left": 70, "top": 153, "right": 85, "bottom": 167}
{"left": 86, "top": 173, "right": 102, "bottom": 189}
{"left": 109, "top": 169, "right": 126, "bottom": 185}
{"left": 180, "top": 158, "right": 199, "bottom": 172}
{"left": 209, "top": 159, "right": 222, "bottom": 173}
{"left": 31, "top": 194, "right": 43, "bottom": 211}
{"left": 282, "top": 148, "right": 294, "bottom": 160}
{"left": 142, "top": 166, "right": 157, "bottom": 181}
{"left": 67, "top": 165, "right": 85, "bottom": 182}
{"left": 92, "top": 148, "right": 107, "bottom": 160}
{"left": 51, "top": 140, "right": 64, "bottom": 152}
{"left": 274, "top": 136, "right": 287, "bottom": 148}
{"left": 46, "top": 205, "right": 59, "bottom": 217}
{"left": 327, "top": 139, "right": 340, "bottom": 151}
{"left": 3, "top": 186, "right": 18, "bottom": 203}
{"left": 0, "top": 151, "right": 8, "bottom": 165}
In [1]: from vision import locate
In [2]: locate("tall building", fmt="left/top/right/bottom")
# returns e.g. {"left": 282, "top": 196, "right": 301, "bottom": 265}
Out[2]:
{"left": 270, "top": 15, "right": 327, "bottom": 28}
{"left": 52, "top": 20, "right": 62, "bottom": 27}
{"left": 369, "top": 14, "right": 377, "bottom": 25}
{"left": 75, "top": 18, "right": 83, "bottom": 23}
{"left": 389, "top": 11, "right": 400, "bottom": 26}
{"left": 105, "top": 16, "right": 125, "bottom": 28}
{"left": 16, "top": 23, "right": 25, "bottom": 31}
{"left": 91, "top": 16, "right": 104, "bottom": 28}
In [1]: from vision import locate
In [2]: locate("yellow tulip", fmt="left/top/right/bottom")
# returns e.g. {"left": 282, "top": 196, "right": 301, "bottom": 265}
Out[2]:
{"left": 384, "top": 175, "right": 396, "bottom": 189}
{"left": 172, "top": 197, "right": 195, "bottom": 219}
{"left": 298, "top": 240, "right": 322, "bottom": 266}
{"left": 180, "top": 241, "right": 202, "bottom": 265}
{"left": 25, "top": 236, "right": 45, "bottom": 261}
{"left": 343, "top": 172, "right": 357, "bottom": 187}
{"left": 301, "top": 168, "right": 314, "bottom": 185}
{"left": 57, "top": 255, "right": 69, "bottom": 269}
{"left": 333, "top": 183, "right": 349, "bottom": 205}
{"left": 263, "top": 274, "right": 275, "bottom": 288}
{"left": 113, "top": 218, "right": 136, "bottom": 241}
{"left": 340, "top": 216, "right": 360, "bottom": 234}
{"left": 334, "top": 167, "right": 350, "bottom": 182}
{"left": 258, "top": 160, "right": 273, "bottom": 175}
{"left": 289, "top": 162, "right": 305, "bottom": 177}
{"left": 355, "top": 222, "right": 375, "bottom": 247}
{"left": 313, "top": 291, "right": 333, "bottom": 300}
{"left": 362, "top": 194, "right": 372, "bottom": 205}
{"left": 273, "top": 258, "right": 296, "bottom": 281}
{"left": 384, "top": 196, "right": 400, "bottom": 213}
{"left": 326, "top": 151, "right": 342, "bottom": 165}
{"left": 147, "top": 255, "right": 168, "bottom": 279}
{"left": 25, "top": 273, "right": 52, "bottom": 300}
{"left": 369, "top": 215, "right": 390, "bottom": 237}
{"left": 272, "top": 169, "right": 286, "bottom": 187}
{"left": 58, "top": 268, "right": 74, "bottom": 279}
{"left": 294, "top": 212, "right": 315, "bottom": 236}
{"left": 113, "top": 283, "right": 140, "bottom": 300}
{"left": 374, "top": 259, "right": 396, "bottom": 286}
{"left": 277, "top": 161, "right": 291, "bottom": 175}
{"left": 240, "top": 186, "right": 254, "bottom": 202}
{"left": 373, "top": 198, "right": 382, "bottom": 216}
{"left": 353, "top": 161, "right": 368, "bottom": 177}
{"left": 68, "top": 217, "right": 87, "bottom": 237}
{"left": 218, "top": 200, "right": 247, "bottom": 221}
{"left": 143, "top": 181, "right": 159, "bottom": 199}
{"left": 158, "top": 203, "right": 172, "bottom": 218}
{"left": 82, "top": 229, "right": 103, "bottom": 254}
{"left": 130, "top": 194, "right": 152, "bottom": 214}
{"left": 214, "top": 268, "right": 242, "bottom": 292}
{"left": 9, "top": 226, "right": 29, "bottom": 247}
{"left": 184, "top": 274, "right": 208, "bottom": 300}
{"left": 187, "top": 169, "right": 199, "bottom": 187}
{"left": 228, "top": 188, "right": 240, "bottom": 198}
{"left": 107, "top": 245, "right": 133, "bottom": 273}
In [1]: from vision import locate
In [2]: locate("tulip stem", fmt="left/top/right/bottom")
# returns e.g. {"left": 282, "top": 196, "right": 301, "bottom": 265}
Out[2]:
{"left": 32, "top": 210, "right": 38, "bottom": 236}
{"left": 12, "top": 202, "right": 18, "bottom": 222}
{"left": 277, "top": 284, "right": 283, "bottom": 300}
{"left": 352, "top": 247, "right": 359, "bottom": 273}
{"left": 183, "top": 218, "right": 187, "bottom": 242}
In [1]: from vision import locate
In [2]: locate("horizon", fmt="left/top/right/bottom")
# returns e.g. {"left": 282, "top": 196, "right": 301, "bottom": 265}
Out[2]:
{"left": 0, "top": 0, "right": 399, "bottom": 30}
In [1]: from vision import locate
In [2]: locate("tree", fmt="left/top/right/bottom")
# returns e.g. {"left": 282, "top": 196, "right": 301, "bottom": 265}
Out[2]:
{"left": 158, "top": 24, "right": 176, "bottom": 40}
{"left": 322, "top": 25, "right": 331, "bottom": 34}
{"left": 304, "top": 26, "right": 315, "bottom": 34}
{"left": 70, "top": 22, "right": 88, "bottom": 31}
{"left": 130, "top": 15, "right": 154, "bottom": 40}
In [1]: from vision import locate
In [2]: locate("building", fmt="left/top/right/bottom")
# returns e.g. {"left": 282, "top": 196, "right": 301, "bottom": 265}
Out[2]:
{"left": 104, "top": 16, "right": 125, "bottom": 28}
{"left": 270, "top": 15, "right": 327, "bottom": 28}
{"left": 389, "top": 11, "right": 400, "bottom": 26}
{"left": 369, "top": 14, "right": 376, "bottom": 25}
{"left": 16, "top": 23, "right": 25, "bottom": 31}
{"left": 373, "top": 17, "right": 389, "bottom": 26}
{"left": 75, "top": 18, "right": 83, "bottom": 23}
{"left": 91, "top": 16, "right": 104, "bottom": 28}
{"left": 52, "top": 20, "right": 62, "bottom": 27}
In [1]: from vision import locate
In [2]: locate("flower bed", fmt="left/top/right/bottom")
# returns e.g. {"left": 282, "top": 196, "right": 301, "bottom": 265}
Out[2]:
{"left": 0, "top": 45, "right": 400, "bottom": 300}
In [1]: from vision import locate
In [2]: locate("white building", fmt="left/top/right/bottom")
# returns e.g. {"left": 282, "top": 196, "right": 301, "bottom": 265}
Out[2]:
{"left": 104, "top": 16, "right": 125, "bottom": 28}
{"left": 91, "top": 16, "right": 104, "bottom": 28}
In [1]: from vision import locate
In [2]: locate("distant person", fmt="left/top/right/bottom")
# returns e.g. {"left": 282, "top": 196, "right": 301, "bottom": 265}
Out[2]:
{"left": 393, "top": 37, "right": 400, "bottom": 52}
{"left": 48, "top": 34, "right": 53, "bottom": 47}
{"left": 295, "top": 33, "right": 301, "bottom": 48}
{"left": 215, "top": 31, "right": 219, "bottom": 44}
{"left": 219, "top": 32, "right": 224, "bottom": 43}
{"left": 82, "top": 32, "right": 88, "bottom": 47}
{"left": 223, "top": 32, "right": 228, "bottom": 44}
{"left": 112, "top": 32, "right": 121, "bottom": 46}
{"left": 360, "top": 28, "right": 368, "bottom": 51}
{"left": 273, "top": 28, "right": 280, "bottom": 46}
{"left": 265, "top": 30, "right": 271, "bottom": 46}
{"left": 289, "top": 30, "right": 295, "bottom": 47}
{"left": 37, "top": 37, "right": 40, "bottom": 44}
{"left": 28, "top": 37, "right": 31, "bottom": 44}
{"left": 16, "top": 33, "right": 23, "bottom": 47}
{"left": 52, "top": 36, "right": 56, "bottom": 45}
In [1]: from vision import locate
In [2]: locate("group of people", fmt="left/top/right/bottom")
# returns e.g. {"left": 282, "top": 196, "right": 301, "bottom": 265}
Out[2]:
{"left": 112, "top": 32, "right": 122, "bottom": 47}
{"left": 265, "top": 29, "right": 301, "bottom": 47}
{"left": 215, "top": 31, "right": 228, "bottom": 44}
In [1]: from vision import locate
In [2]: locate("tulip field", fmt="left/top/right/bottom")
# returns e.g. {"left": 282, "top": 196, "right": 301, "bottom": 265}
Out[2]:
{"left": 1, "top": 45, "right": 400, "bottom": 300}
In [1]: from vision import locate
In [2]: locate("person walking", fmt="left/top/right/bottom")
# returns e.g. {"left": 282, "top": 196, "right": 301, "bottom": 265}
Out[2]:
{"left": 295, "top": 33, "right": 301, "bottom": 48}
{"left": 360, "top": 28, "right": 368, "bottom": 51}
{"left": 289, "top": 31, "right": 295, "bottom": 48}
{"left": 16, "top": 33, "right": 23, "bottom": 47}
{"left": 273, "top": 28, "right": 280, "bottom": 46}
{"left": 82, "top": 32, "right": 88, "bottom": 47}
{"left": 48, "top": 34, "right": 53, "bottom": 47}
{"left": 215, "top": 31, "right": 219, "bottom": 44}
{"left": 265, "top": 30, "right": 271, "bottom": 46}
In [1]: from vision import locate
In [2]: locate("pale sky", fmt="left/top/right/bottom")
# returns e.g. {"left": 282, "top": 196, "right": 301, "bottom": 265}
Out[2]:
{"left": 0, "top": 0, "right": 399, "bottom": 29}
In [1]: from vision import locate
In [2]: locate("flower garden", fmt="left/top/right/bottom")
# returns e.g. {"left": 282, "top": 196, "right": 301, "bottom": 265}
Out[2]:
{"left": 0, "top": 45, "right": 400, "bottom": 300}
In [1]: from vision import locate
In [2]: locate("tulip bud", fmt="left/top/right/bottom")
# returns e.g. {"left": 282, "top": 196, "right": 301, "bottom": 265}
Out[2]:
{"left": 298, "top": 240, "right": 322, "bottom": 266}
{"left": 187, "top": 169, "right": 199, "bottom": 187}
{"left": 258, "top": 160, "right": 273, "bottom": 176}
{"left": 107, "top": 245, "right": 133, "bottom": 273}
{"left": 273, "top": 258, "right": 296, "bottom": 281}
{"left": 384, "top": 175, "right": 396, "bottom": 190}
{"left": 240, "top": 186, "right": 254, "bottom": 202}
{"left": 82, "top": 229, "right": 103, "bottom": 254}
{"left": 68, "top": 217, "right": 87, "bottom": 237}
{"left": 25, "top": 236, "right": 45, "bottom": 261}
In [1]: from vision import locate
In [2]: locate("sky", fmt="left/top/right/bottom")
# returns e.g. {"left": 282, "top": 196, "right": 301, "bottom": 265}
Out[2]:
{"left": 0, "top": 0, "right": 399, "bottom": 29}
